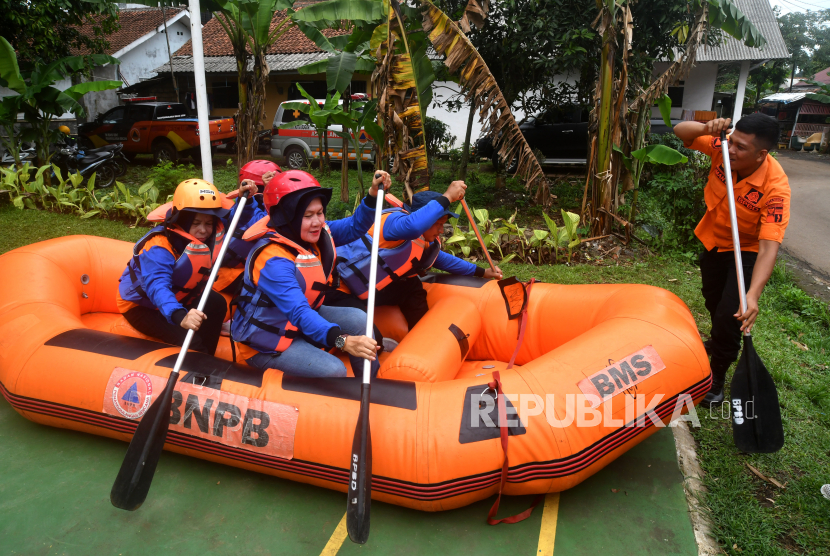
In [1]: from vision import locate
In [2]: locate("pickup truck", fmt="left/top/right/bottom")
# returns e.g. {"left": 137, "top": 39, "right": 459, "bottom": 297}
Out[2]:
{"left": 77, "top": 100, "right": 236, "bottom": 164}
{"left": 476, "top": 104, "right": 680, "bottom": 171}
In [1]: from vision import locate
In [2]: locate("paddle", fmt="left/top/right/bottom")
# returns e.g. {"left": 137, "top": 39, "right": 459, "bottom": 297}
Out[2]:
{"left": 719, "top": 130, "right": 784, "bottom": 453}
{"left": 347, "top": 174, "right": 385, "bottom": 544}
{"left": 460, "top": 198, "right": 497, "bottom": 274}
{"left": 110, "top": 190, "right": 250, "bottom": 510}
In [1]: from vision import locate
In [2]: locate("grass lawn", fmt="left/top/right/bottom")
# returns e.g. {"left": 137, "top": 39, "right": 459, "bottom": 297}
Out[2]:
{"left": 2, "top": 158, "right": 829, "bottom": 555}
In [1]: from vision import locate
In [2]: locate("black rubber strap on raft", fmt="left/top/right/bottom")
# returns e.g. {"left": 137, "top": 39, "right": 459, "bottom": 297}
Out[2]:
{"left": 487, "top": 279, "right": 543, "bottom": 526}
{"left": 448, "top": 324, "right": 470, "bottom": 360}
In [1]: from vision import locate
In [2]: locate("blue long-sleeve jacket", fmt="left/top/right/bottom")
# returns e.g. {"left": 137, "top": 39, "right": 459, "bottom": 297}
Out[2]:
{"left": 118, "top": 196, "right": 260, "bottom": 324}
{"left": 245, "top": 194, "right": 378, "bottom": 348}
{"left": 383, "top": 199, "right": 481, "bottom": 277}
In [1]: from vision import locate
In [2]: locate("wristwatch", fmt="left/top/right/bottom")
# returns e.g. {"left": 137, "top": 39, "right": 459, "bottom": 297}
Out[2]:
{"left": 335, "top": 334, "right": 349, "bottom": 350}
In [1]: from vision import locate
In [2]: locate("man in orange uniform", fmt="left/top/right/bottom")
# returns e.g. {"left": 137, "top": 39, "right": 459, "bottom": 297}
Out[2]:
{"left": 673, "top": 113, "right": 790, "bottom": 406}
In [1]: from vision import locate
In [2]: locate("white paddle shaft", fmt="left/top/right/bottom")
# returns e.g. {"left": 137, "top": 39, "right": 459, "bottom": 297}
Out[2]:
{"left": 362, "top": 184, "right": 386, "bottom": 384}
{"left": 170, "top": 193, "right": 249, "bottom": 376}
{"left": 719, "top": 133, "right": 750, "bottom": 332}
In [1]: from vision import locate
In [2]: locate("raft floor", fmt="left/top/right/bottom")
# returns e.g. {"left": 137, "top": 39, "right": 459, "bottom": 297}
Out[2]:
{"left": 0, "top": 398, "right": 698, "bottom": 555}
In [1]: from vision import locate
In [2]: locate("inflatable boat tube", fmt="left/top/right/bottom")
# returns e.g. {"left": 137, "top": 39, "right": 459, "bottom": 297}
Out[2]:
{"left": 0, "top": 236, "right": 711, "bottom": 511}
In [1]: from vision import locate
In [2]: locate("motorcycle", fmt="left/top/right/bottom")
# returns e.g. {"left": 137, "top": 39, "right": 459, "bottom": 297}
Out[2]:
{"left": 1, "top": 143, "right": 37, "bottom": 167}
{"left": 83, "top": 143, "right": 129, "bottom": 177}
{"left": 51, "top": 144, "right": 119, "bottom": 188}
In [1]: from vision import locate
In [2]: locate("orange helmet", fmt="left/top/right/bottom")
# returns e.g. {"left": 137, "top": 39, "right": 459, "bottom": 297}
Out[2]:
{"left": 167, "top": 179, "right": 230, "bottom": 222}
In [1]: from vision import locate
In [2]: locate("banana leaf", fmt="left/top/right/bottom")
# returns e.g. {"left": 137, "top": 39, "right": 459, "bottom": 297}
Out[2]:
{"left": 421, "top": 0, "right": 546, "bottom": 191}
{"left": 292, "top": 0, "right": 386, "bottom": 24}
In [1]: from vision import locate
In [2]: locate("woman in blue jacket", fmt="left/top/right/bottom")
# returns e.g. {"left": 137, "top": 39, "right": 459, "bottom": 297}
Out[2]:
{"left": 231, "top": 170, "right": 389, "bottom": 378}
{"left": 329, "top": 182, "right": 503, "bottom": 329}
{"left": 117, "top": 178, "right": 257, "bottom": 353}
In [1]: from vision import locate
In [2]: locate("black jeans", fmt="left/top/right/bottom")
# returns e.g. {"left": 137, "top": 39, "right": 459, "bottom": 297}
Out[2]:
{"left": 325, "top": 276, "right": 430, "bottom": 331}
{"left": 699, "top": 247, "right": 757, "bottom": 383}
{"left": 123, "top": 289, "right": 227, "bottom": 354}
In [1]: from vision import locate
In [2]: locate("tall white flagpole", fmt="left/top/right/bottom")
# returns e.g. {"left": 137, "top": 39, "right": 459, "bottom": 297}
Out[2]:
{"left": 188, "top": 0, "right": 214, "bottom": 183}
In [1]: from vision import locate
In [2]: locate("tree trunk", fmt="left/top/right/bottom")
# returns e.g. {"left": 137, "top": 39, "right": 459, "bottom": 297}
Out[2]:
{"left": 341, "top": 87, "right": 350, "bottom": 202}
{"left": 590, "top": 0, "right": 617, "bottom": 236}
{"left": 627, "top": 104, "right": 651, "bottom": 224}
{"left": 459, "top": 100, "right": 476, "bottom": 180}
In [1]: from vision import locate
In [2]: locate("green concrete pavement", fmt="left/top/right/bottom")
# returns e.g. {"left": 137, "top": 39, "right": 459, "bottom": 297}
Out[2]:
{"left": 0, "top": 398, "right": 697, "bottom": 555}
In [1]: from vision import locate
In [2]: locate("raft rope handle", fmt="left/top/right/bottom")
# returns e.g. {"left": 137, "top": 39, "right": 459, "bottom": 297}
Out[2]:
{"left": 486, "top": 279, "right": 543, "bottom": 526}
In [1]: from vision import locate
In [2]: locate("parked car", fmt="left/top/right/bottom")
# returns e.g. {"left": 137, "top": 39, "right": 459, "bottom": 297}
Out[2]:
{"left": 476, "top": 104, "right": 680, "bottom": 171}
{"left": 77, "top": 98, "right": 236, "bottom": 164}
{"left": 271, "top": 94, "right": 376, "bottom": 169}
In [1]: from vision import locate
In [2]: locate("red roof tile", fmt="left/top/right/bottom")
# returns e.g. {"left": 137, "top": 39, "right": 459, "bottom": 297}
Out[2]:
{"left": 73, "top": 8, "right": 186, "bottom": 56}
{"left": 813, "top": 66, "right": 830, "bottom": 85}
{"left": 175, "top": 10, "right": 347, "bottom": 57}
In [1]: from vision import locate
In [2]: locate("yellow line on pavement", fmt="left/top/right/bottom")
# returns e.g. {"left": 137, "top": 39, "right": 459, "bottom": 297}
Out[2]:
{"left": 320, "top": 512, "right": 349, "bottom": 556}
{"left": 536, "top": 492, "right": 560, "bottom": 555}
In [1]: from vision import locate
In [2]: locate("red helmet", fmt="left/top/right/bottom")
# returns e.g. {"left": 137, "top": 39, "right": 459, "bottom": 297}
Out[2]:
{"left": 239, "top": 159, "right": 281, "bottom": 187}
{"left": 263, "top": 170, "right": 332, "bottom": 227}
{"left": 263, "top": 170, "right": 323, "bottom": 214}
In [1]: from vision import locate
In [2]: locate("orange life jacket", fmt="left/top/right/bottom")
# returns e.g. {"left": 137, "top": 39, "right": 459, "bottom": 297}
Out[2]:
{"left": 231, "top": 218, "right": 337, "bottom": 354}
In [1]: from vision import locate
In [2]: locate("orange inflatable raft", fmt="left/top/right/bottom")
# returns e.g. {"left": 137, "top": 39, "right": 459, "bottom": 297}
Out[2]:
{"left": 0, "top": 236, "right": 711, "bottom": 511}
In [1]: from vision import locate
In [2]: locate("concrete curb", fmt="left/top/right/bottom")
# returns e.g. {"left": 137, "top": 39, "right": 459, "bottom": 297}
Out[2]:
{"left": 672, "top": 421, "right": 723, "bottom": 556}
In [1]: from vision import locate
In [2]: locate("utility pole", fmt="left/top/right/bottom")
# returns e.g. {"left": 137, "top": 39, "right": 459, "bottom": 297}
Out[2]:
{"left": 189, "top": 0, "right": 213, "bottom": 182}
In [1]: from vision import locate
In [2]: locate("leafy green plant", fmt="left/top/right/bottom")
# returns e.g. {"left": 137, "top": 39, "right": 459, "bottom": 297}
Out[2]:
{"left": 114, "top": 181, "right": 161, "bottom": 226}
{"left": 147, "top": 161, "right": 198, "bottom": 196}
{"left": 1, "top": 162, "right": 161, "bottom": 226}
{"left": 0, "top": 37, "right": 121, "bottom": 168}
{"left": 542, "top": 210, "right": 582, "bottom": 263}
{"left": 280, "top": 85, "right": 342, "bottom": 175}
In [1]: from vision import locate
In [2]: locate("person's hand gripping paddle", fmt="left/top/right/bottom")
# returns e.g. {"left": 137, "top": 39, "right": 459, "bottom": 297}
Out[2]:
{"left": 110, "top": 189, "right": 251, "bottom": 510}
{"left": 720, "top": 130, "right": 784, "bottom": 453}
{"left": 346, "top": 173, "right": 385, "bottom": 543}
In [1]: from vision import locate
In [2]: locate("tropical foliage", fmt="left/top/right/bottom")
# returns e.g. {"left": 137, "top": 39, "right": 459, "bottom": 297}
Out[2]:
{"left": 585, "top": 0, "right": 767, "bottom": 237}
{"left": 0, "top": 37, "right": 122, "bottom": 168}
{"left": 1, "top": 0, "right": 120, "bottom": 65}
{"left": 445, "top": 203, "right": 583, "bottom": 265}
{"left": 1, "top": 164, "right": 162, "bottom": 225}
{"left": 293, "top": 0, "right": 549, "bottom": 203}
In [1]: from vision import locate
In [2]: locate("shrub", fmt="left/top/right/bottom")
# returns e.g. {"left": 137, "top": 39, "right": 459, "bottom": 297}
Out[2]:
{"left": 147, "top": 161, "right": 200, "bottom": 196}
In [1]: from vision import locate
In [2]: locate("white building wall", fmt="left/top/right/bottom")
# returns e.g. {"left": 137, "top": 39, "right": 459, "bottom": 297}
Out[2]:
{"left": 0, "top": 18, "right": 191, "bottom": 125}
{"left": 118, "top": 19, "right": 191, "bottom": 87}
{"left": 652, "top": 61, "right": 719, "bottom": 119}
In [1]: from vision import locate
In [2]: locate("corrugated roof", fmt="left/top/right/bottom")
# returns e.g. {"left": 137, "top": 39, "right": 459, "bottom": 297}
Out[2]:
{"left": 696, "top": 0, "right": 789, "bottom": 62}
{"left": 759, "top": 92, "right": 805, "bottom": 104}
{"left": 153, "top": 53, "right": 330, "bottom": 74}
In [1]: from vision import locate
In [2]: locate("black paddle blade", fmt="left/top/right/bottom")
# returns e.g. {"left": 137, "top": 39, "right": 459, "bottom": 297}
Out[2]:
{"left": 110, "top": 371, "right": 178, "bottom": 510}
{"left": 731, "top": 336, "right": 784, "bottom": 453}
{"left": 347, "top": 383, "right": 373, "bottom": 544}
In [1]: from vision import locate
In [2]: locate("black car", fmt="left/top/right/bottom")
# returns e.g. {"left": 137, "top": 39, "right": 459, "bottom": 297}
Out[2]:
{"left": 476, "top": 105, "right": 679, "bottom": 170}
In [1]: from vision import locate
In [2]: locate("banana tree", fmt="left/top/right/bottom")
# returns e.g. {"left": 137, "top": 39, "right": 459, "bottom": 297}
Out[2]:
{"left": 293, "top": 0, "right": 382, "bottom": 200}
{"left": 293, "top": 0, "right": 549, "bottom": 203}
{"left": 329, "top": 99, "right": 384, "bottom": 198}
{"left": 0, "top": 37, "right": 122, "bottom": 168}
{"left": 586, "top": 0, "right": 768, "bottom": 236}
{"left": 280, "top": 85, "right": 342, "bottom": 172}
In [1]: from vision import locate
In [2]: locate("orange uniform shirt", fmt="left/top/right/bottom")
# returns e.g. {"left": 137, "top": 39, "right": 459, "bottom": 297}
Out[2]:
{"left": 687, "top": 135, "right": 790, "bottom": 253}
